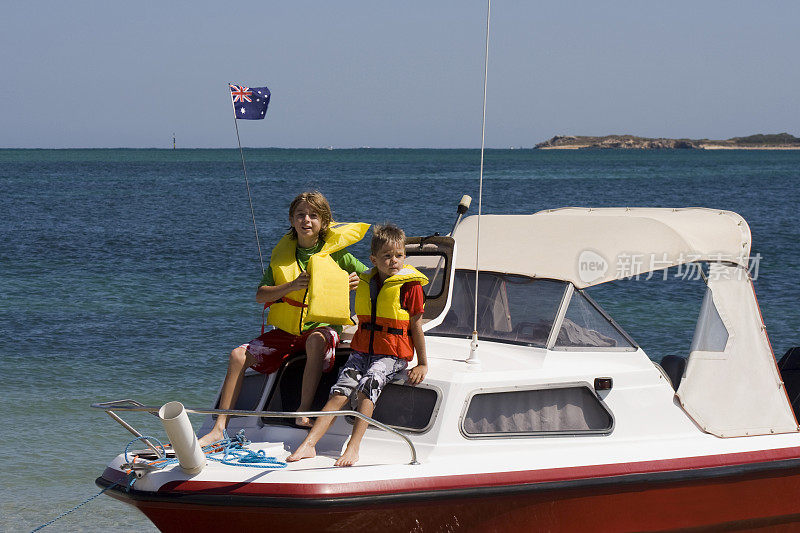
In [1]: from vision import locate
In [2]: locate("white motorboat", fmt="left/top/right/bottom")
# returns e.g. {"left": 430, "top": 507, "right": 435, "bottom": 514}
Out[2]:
{"left": 95, "top": 207, "right": 800, "bottom": 532}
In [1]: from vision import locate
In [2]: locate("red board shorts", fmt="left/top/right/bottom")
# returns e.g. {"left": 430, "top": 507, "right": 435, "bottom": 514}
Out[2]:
{"left": 242, "top": 327, "right": 340, "bottom": 375}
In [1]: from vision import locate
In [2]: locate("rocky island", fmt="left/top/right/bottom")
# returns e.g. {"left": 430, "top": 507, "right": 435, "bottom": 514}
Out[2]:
{"left": 534, "top": 133, "right": 800, "bottom": 150}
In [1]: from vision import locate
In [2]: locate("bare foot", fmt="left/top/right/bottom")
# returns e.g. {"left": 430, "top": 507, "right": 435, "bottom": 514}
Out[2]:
{"left": 334, "top": 447, "right": 359, "bottom": 467}
{"left": 287, "top": 442, "right": 316, "bottom": 462}
{"left": 197, "top": 428, "right": 225, "bottom": 448}
{"left": 295, "top": 416, "right": 313, "bottom": 428}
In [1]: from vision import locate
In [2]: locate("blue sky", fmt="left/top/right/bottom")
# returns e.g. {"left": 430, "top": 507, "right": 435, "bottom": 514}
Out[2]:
{"left": 2, "top": 1, "right": 798, "bottom": 148}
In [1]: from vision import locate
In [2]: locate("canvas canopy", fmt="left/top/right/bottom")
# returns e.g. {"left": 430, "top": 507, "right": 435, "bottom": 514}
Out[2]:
{"left": 453, "top": 207, "right": 751, "bottom": 288}
{"left": 452, "top": 207, "right": 797, "bottom": 437}
{"left": 676, "top": 264, "right": 797, "bottom": 436}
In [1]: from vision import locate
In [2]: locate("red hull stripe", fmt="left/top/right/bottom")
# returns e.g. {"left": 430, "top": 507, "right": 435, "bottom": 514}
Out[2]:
{"left": 140, "top": 446, "right": 800, "bottom": 498}
{"left": 98, "top": 470, "right": 800, "bottom": 533}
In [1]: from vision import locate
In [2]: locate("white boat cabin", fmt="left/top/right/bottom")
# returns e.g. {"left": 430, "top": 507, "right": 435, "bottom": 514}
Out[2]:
{"left": 198, "top": 207, "right": 799, "bottom": 465}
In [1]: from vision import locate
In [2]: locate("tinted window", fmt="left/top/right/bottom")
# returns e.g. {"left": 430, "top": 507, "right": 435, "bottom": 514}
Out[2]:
{"left": 555, "top": 291, "right": 635, "bottom": 349}
{"left": 463, "top": 386, "right": 613, "bottom": 436}
{"left": 689, "top": 288, "right": 729, "bottom": 352}
{"left": 371, "top": 384, "right": 439, "bottom": 432}
{"left": 429, "top": 271, "right": 567, "bottom": 347}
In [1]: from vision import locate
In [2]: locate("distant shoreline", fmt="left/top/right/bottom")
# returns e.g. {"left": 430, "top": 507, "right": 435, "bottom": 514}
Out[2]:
{"left": 698, "top": 145, "right": 800, "bottom": 150}
{"left": 540, "top": 144, "right": 800, "bottom": 150}
{"left": 535, "top": 133, "right": 800, "bottom": 150}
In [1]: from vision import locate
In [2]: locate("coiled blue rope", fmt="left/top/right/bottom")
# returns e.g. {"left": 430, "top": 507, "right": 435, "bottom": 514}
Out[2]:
{"left": 215, "top": 447, "right": 287, "bottom": 468}
{"left": 206, "top": 430, "right": 287, "bottom": 469}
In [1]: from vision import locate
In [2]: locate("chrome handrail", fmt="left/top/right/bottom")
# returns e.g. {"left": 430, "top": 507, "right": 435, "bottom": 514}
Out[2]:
{"left": 92, "top": 399, "right": 419, "bottom": 465}
{"left": 99, "top": 399, "right": 164, "bottom": 457}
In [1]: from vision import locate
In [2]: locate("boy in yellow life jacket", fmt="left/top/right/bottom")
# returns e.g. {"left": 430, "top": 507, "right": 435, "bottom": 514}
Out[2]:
{"left": 198, "top": 191, "right": 369, "bottom": 446}
{"left": 287, "top": 223, "right": 428, "bottom": 467}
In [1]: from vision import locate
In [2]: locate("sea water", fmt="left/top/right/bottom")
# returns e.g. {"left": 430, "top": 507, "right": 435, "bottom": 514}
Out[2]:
{"left": 2, "top": 148, "right": 799, "bottom": 531}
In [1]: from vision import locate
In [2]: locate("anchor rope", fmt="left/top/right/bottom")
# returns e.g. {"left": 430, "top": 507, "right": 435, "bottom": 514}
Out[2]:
{"left": 29, "top": 481, "right": 123, "bottom": 533}
{"left": 30, "top": 430, "right": 285, "bottom": 532}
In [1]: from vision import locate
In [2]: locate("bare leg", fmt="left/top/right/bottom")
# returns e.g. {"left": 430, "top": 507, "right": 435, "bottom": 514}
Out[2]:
{"left": 287, "top": 393, "right": 349, "bottom": 462}
{"left": 335, "top": 393, "right": 374, "bottom": 467}
{"left": 296, "top": 331, "right": 326, "bottom": 427}
{"left": 198, "top": 346, "right": 254, "bottom": 447}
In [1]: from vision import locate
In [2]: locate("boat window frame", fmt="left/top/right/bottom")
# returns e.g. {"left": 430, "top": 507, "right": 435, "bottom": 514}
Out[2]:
{"left": 426, "top": 270, "right": 570, "bottom": 348}
{"left": 404, "top": 250, "right": 449, "bottom": 301}
{"left": 349, "top": 381, "right": 443, "bottom": 434}
{"left": 459, "top": 381, "right": 616, "bottom": 439}
{"left": 406, "top": 236, "right": 457, "bottom": 329}
{"left": 549, "top": 284, "right": 639, "bottom": 352}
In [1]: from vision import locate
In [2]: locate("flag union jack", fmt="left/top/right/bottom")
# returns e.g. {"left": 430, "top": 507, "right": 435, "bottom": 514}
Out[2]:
{"left": 230, "top": 85, "right": 253, "bottom": 103}
{"left": 229, "top": 83, "right": 270, "bottom": 120}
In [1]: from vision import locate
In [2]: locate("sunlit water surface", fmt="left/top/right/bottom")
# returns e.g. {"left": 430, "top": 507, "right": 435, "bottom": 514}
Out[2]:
{"left": 2, "top": 148, "right": 799, "bottom": 531}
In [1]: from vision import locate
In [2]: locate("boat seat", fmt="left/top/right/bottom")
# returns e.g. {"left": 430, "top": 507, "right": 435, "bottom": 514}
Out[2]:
{"left": 660, "top": 355, "right": 686, "bottom": 390}
{"left": 264, "top": 347, "right": 352, "bottom": 426}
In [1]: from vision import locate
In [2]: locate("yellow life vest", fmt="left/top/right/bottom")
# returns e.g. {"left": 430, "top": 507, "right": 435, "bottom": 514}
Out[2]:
{"left": 266, "top": 222, "right": 369, "bottom": 335}
{"left": 350, "top": 265, "right": 428, "bottom": 360}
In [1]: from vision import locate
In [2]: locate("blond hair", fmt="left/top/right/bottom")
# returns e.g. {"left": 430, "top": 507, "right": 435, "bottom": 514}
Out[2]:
{"left": 370, "top": 223, "right": 406, "bottom": 255}
{"left": 287, "top": 191, "right": 333, "bottom": 240}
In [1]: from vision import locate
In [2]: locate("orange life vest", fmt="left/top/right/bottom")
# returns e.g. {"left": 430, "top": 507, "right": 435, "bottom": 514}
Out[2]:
{"left": 350, "top": 265, "right": 428, "bottom": 360}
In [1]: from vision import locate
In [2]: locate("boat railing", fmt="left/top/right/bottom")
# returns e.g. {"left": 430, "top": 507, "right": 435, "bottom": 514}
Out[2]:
{"left": 91, "top": 399, "right": 420, "bottom": 465}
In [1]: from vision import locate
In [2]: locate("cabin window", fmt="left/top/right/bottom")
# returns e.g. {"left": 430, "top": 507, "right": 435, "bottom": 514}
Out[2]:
{"left": 554, "top": 290, "right": 636, "bottom": 350}
{"left": 429, "top": 270, "right": 567, "bottom": 347}
{"left": 462, "top": 385, "right": 613, "bottom": 437}
{"left": 689, "top": 287, "right": 729, "bottom": 353}
{"left": 368, "top": 383, "right": 440, "bottom": 432}
{"left": 404, "top": 252, "right": 447, "bottom": 299}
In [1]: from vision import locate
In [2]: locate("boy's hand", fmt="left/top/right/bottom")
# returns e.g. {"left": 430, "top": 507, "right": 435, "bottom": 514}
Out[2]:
{"left": 348, "top": 272, "right": 360, "bottom": 291}
{"left": 291, "top": 271, "right": 310, "bottom": 291}
{"left": 407, "top": 364, "right": 427, "bottom": 385}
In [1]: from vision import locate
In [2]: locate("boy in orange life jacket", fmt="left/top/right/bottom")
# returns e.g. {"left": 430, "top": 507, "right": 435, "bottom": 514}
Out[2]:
{"left": 198, "top": 191, "right": 368, "bottom": 447}
{"left": 287, "top": 224, "right": 428, "bottom": 467}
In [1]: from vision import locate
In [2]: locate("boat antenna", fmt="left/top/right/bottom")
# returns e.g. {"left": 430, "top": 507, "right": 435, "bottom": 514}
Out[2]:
{"left": 468, "top": 0, "right": 491, "bottom": 366}
{"left": 229, "top": 83, "right": 265, "bottom": 274}
{"left": 449, "top": 195, "right": 472, "bottom": 236}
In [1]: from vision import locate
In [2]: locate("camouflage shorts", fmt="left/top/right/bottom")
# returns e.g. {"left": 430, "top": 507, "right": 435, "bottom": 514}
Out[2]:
{"left": 330, "top": 350, "right": 408, "bottom": 404}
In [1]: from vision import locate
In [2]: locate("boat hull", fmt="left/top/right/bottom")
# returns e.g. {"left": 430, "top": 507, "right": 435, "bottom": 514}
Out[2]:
{"left": 98, "top": 458, "right": 800, "bottom": 533}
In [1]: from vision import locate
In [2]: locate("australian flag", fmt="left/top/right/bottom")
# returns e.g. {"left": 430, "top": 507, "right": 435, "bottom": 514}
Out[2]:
{"left": 230, "top": 84, "right": 270, "bottom": 120}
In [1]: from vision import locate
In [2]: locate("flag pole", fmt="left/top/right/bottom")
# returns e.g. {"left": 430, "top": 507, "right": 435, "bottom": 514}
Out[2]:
{"left": 229, "top": 83, "right": 266, "bottom": 274}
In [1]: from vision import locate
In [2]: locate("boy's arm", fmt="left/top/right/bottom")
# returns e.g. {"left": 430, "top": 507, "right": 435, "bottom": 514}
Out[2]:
{"left": 407, "top": 313, "right": 427, "bottom": 385}
{"left": 256, "top": 272, "right": 309, "bottom": 303}
{"left": 332, "top": 250, "right": 368, "bottom": 291}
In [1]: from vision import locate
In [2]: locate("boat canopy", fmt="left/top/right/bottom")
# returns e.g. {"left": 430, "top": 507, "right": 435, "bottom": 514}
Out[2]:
{"left": 453, "top": 207, "right": 797, "bottom": 438}
{"left": 677, "top": 264, "right": 797, "bottom": 437}
{"left": 453, "top": 207, "right": 751, "bottom": 288}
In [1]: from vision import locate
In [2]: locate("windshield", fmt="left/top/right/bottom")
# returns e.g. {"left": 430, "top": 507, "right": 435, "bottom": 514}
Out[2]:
{"left": 428, "top": 270, "right": 567, "bottom": 347}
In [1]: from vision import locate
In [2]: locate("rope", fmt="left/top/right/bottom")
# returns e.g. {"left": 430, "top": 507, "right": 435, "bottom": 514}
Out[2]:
{"left": 124, "top": 435, "right": 168, "bottom": 464}
{"left": 29, "top": 430, "right": 284, "bottom": 532}
{"left": 206, "top": 429, "right": 287, "bottom": 469}
{"left": 214, "top": 448, "right": 287, "bottom": 469}
{"left": 121, "top": 430, "right": 286, "bottom": 478}
{"left": 29, "top": 481, "right": 124, "bottom": 533}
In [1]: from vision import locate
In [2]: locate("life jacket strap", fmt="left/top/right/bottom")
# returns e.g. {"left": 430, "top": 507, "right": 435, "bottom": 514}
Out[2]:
{"left": 261, "top": 297, "right": 309, "bottom": 334}
{"left": 360, "top": 322, "right": 407, "bottom": 336}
